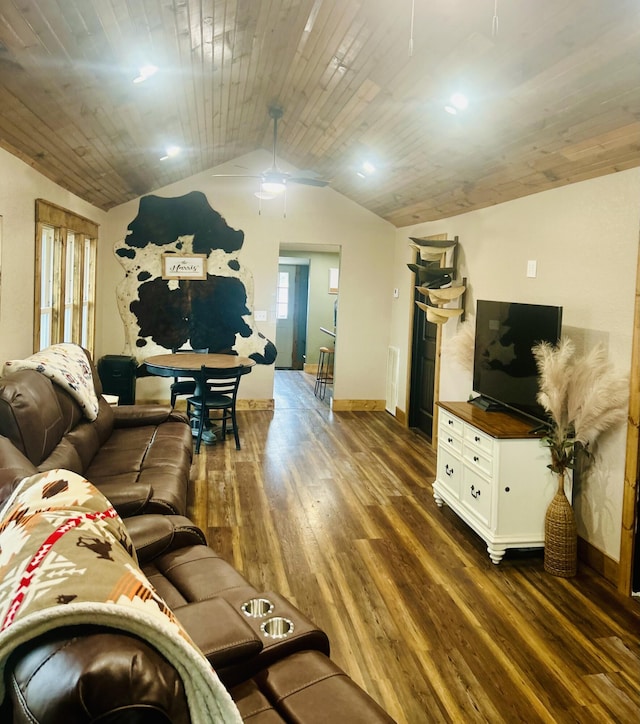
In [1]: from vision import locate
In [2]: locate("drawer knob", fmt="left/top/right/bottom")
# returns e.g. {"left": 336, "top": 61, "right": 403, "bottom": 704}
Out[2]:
{"left": 445, "top": 464, "right": 454, "bottom": 477}
{"left": 447, "top": 437, "right": 453, "bottom": 443}
{"left": 474, "top": 435, "right": 480, "bottom": 442}
{"left": 473, "top": 455, "right": 480, "bottom": 462}
{"left": 448, "top": 419, "right": 454, "bottom": 425}
{"left": 505, "top": 486, "right": 510, "bottom": 493}
{"left": 470, "top": 485, "right": 481, "bottom": 499}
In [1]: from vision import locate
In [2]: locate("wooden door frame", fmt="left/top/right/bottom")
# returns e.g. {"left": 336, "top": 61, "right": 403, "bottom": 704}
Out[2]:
{"left": 618, "top": 234, "right": 640, "bottom": 595}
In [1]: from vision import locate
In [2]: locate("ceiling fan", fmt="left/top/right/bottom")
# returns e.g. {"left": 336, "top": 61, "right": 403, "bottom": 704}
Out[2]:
{"left": 212, "top": 105, "right": 329, "bottom": 199}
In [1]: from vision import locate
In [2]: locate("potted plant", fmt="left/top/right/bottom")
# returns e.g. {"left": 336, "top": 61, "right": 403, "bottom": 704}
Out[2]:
{"left": 532, "top": 338, "right": 628, "bottom": 577}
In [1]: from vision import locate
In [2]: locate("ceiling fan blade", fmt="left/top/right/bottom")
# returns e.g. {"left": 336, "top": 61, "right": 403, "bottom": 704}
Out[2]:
{"left": 289, "top": 177, "right": 329, "bottom": 187}
{"left": 211, "top": 174, "right": 262, "bottom": 179}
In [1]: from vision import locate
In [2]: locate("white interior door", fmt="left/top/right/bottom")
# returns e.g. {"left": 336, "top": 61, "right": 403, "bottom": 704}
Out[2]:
{"left": 275, "top": 265, "right": 295, "bottom": 368}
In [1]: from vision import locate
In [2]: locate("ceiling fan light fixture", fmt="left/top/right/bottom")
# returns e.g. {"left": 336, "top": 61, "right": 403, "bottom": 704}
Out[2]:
{"left": 210, "top": 106, "right": 328, "bottom": 197}
{"left": 261, "top": 180, "right": 286, "bottom": 194}
{"left": 255, "top": 190, "right": 276, "bottom": 200}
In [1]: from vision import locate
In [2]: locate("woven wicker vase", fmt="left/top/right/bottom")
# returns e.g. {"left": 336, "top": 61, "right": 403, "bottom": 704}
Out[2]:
{"left": 544, "top": 473, "right": 577, "bottom": 577}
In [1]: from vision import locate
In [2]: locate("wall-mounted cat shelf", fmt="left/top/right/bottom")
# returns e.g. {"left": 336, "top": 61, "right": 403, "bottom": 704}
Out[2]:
{"left": 408, "top": 235, "right": 466, "bottom": 325}
{"left": 409, "top": 237, "right": 458, "bottom": 262}
{"left": 415, "top": 300, "right": 464, "bottom": 325}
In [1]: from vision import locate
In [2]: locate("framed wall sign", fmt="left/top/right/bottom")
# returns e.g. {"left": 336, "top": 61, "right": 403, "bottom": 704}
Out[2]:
{"left": 162, "top": 254, "right": 207, "bottom": 280}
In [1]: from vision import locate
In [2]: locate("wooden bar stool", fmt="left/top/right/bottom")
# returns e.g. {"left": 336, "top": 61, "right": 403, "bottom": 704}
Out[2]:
{"left": 314, "top": 346, "right": 334, "bottom": 400}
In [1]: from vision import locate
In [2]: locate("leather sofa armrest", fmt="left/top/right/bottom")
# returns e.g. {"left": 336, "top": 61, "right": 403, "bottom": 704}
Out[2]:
{"left": 7, "top": 627, "right": 191, "bottom": 724}
{"left": 0, "top": 436, "right": 37, "bottom": 509}
{"left": 112, "top": 404, "right": 189, "bottom": 427}
{"left": 174, "top": 598, "right": 263, "bottom": 669}
{"left": 125, "top": 514, "right": 207, "bottom": 564}
{"left": 95, "top": 480, "right": 152, "bottom": 518}
{"left": 237, "top": 650, "right": 396, "bottom": 723}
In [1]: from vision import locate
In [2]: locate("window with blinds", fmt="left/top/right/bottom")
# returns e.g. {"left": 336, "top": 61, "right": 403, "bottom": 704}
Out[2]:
{"left": 34, "top": 199, "right": 98, "bottom": 355}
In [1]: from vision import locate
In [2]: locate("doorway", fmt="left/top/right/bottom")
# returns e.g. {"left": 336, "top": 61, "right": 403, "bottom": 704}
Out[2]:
{"left": 409, "top": 303, "right": 438, "bottom": 438}
{"left": 408, "top": 233, "right": 450, "bottom": 440}
{"left": 277, "top": 245, "right": 341, "bottom": 386}
{"left": 275, "top": 260, "right": 309, "bottom": 369}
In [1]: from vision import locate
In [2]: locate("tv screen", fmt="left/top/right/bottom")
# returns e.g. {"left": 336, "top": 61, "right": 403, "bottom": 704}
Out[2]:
{"left": 472, "top": 300, "right": 563, "bottom": 423}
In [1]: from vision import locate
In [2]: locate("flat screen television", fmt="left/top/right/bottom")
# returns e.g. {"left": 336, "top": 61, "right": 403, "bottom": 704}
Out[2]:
{"left": 472, "top": 300, "right": 563, "bottom": 424}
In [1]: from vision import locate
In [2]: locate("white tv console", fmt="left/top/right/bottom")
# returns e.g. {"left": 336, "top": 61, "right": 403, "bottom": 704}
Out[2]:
{"left": 433, "top": 401, "right": 560, "bottom": 564}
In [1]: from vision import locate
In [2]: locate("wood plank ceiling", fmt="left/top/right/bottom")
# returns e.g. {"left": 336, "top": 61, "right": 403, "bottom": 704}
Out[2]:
{"left": 0, "top": 0, "right": 638, "bottom": 227}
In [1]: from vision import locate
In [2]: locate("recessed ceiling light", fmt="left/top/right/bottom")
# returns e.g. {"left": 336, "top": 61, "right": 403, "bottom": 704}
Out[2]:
{"left": 445, "top": 92, "right": 469, "bottom": 114}
{"left": 133, "top": 64, "right": 158, "bottom": 83}
{"left": 160, "top": 145, "right": 181, "bottom": 161}
{"left": 356, "top": 160, "right": 376, "bottom": 178}
{"left": 451, "top": 92, "right": 468, "bottom": 109}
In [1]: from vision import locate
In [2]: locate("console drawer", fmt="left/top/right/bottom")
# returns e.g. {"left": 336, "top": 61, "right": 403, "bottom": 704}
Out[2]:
{"left": 464, "top": 425, "right": 495, "bottom": 456}
{"left": 461, "top": 467, "right": 491, "bottom": 526}
{"left": 436, "top": 447, "right": 462, "bottom": 498}
{"left": 440, "top": 412, "right": 464, "bottom": 437}
{"left": 463, "top": 446, "right": 493, "bottom": 477}
{"left": 439, "top": 425, "right": 463, "bottom": 456}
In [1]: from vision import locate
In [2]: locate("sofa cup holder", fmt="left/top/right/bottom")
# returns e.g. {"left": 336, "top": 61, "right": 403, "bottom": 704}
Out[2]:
{"left": 260, "top": 616, "right": 295, "bottom": 639}
{"left": 241, "top": 598, "right": 275, "bottom": 619}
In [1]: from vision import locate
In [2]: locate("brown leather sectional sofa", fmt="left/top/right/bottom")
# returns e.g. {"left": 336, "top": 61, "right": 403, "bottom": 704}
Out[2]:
{"left": 0, "top": 362, "right": 192, "bottom": 517}
{"left": 0, "top": 350, "right": 395, "bottom": 723}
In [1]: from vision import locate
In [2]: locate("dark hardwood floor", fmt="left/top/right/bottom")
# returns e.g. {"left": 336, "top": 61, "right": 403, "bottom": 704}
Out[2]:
{"left": 188, "top": 370, "right": 640, "bottom": 723}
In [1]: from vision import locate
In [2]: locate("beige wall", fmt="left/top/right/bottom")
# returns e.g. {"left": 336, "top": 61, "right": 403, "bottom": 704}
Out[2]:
{"left": 391, "top": 167, "right": 640, "bottom": 562}
{"left": 98, "top": 151, "right": 395, "bottom": 404}
{"left": 0, "top": 146, "right": 107, "bottom": 364}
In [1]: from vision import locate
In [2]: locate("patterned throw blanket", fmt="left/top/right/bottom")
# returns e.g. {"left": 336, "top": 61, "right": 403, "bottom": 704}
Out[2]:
{"left": 3, "top": 343, "right": 101, "bottom": 420}
{"left": 0, "top": 469, "right": 242, "bottom": 723}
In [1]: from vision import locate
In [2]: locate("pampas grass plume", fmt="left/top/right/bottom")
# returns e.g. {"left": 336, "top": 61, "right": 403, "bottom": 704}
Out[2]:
{"left": 444, "top": 319, "right": 475, "bottom": 372}
{"left": 533, "top": 338, "right": 575, "bottom": 439}
{"left": 533, "top": 338, "right": 628, "bottom": 473}
{"left": 568, "top": 344, "right": 628, "bottom": 446}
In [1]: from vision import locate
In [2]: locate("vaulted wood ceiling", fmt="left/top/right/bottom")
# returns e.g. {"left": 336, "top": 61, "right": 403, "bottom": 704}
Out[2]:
{"left": 0, "top": 0, "right": 638, "bottom": 227}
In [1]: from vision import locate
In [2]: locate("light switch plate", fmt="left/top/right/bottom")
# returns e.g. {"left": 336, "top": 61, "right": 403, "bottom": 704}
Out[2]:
{"left": 254, "top": 310, "right": 267, "bottom": 321}
{"left": 526, "top": 260, "right": 537, "bottom": 278}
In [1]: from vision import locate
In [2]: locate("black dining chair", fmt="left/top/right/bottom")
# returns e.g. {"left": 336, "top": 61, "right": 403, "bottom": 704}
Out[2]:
{"left": 186, "top": 365, "right": 251, "bottom": 453}
{"left": 169, "top": 346, "right": 208, "bottom": 407}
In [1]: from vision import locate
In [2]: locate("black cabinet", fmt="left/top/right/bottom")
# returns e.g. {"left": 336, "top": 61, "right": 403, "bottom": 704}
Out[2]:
{"left": 97, "top": 355, "right": 137, "bottom": 405}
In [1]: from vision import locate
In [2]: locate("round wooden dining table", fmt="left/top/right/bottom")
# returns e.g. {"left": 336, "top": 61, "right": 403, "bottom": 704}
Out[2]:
{"left": 144, "top": 352, "right": 256, "bottom": 445}
{"left": 144, "top": 352, "right": 256, "bottom": 380}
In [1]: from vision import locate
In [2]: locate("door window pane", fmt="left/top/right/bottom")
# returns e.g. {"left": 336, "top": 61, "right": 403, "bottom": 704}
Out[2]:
{"left": 276, "top": 271, "right": 289, "bottom": 319}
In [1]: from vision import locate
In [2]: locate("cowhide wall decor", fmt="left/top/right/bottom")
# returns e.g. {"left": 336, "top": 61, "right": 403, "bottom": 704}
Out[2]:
{"left": 114, "top": 191, "right": 277, "bottom": 364}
